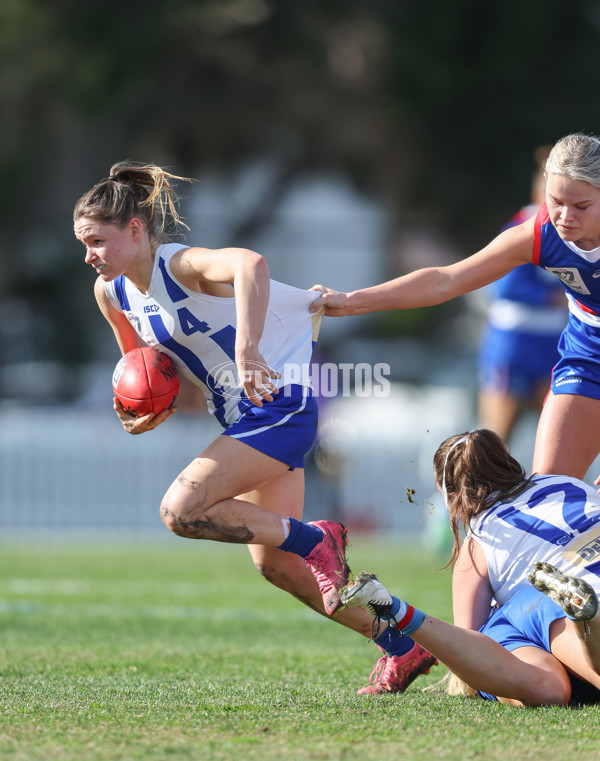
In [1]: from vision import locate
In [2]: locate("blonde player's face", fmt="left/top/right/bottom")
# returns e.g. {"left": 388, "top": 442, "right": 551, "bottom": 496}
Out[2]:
{"left": 75, "top": 217, "right": 142, "bottom": 280}
{"left": 546, "top": 174, "right": 600, "bottom": 250}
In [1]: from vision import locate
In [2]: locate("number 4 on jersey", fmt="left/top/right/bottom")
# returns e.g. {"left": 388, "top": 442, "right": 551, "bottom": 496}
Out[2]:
{"left": 176, "top": 306, "right": 237, "bottom": 360}
{"left": 177, "top": 307, "right": 210, "bottom": 336}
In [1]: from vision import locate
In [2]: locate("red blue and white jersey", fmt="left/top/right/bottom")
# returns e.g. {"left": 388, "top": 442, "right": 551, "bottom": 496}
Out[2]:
{"left": 534, "top": 203, "right": 600, "bottom": 322}
{"left": 105, "top": 243, "right": 323, "bottom": 428}
{"left": 492, "top": 204, "right": 563, "bottom": 307}
{"left": 483, "top": 204, "right": 566, "bottom": 335}
{"left": 470, "top": 474, "right": 600, "bottom": 605}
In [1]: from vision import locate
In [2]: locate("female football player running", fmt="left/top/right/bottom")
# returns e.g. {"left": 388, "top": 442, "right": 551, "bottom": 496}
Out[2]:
{"left": 73, "top": 161, "right": 436, "bottom": 694}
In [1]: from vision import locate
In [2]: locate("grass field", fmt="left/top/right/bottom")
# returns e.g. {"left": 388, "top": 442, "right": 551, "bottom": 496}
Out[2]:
{"left": 1, "top": 534, "right": 599, "bottom": 761}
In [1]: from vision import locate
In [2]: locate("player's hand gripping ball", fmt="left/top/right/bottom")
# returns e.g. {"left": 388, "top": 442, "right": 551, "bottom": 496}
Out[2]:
{"left": 112, "top": 347, "right": 180, "bottom": 417}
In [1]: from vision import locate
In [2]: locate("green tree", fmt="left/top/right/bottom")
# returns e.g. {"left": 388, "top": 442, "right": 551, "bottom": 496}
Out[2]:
{"left": 1, "top": 0, "right": 600, "bottom": 378}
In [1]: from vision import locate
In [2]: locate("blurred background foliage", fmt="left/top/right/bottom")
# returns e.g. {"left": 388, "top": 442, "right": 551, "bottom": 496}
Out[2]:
{"left": 2, "top": 0, "right": 600, "bottom": 394}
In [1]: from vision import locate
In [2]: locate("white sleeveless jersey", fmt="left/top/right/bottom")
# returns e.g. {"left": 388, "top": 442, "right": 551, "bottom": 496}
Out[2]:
{"left": 470, "top": 474, "right": 600, "bottom": 605}
{"left": 105, "top": 243, "right": 323, "bottom": 427}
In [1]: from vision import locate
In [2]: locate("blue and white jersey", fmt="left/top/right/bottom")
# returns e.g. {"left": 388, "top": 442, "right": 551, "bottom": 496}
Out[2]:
{"left": 470, "top": 474, "right": 600, "bottom": 605}
{"left": 534, "top": 204, "right": 600, "bottom": 323}
{"left": 105, "top": 243, "right": 323, "bottom": 428}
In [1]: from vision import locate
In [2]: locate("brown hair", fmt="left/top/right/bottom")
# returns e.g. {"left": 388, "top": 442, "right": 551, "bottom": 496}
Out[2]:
{"left": 73, "top": 161, "right": 192, "bottom": 243}
{"left": 433, "top": 429, "right": 527, "bottom": 566}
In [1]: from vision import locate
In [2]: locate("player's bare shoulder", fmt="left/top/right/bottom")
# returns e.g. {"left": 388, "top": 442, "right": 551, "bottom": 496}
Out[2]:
{"left": 170, "top": 245, "right": 238, "bottom": 295}
{"left": 169, "top": 245, "right": 210, "bottom": 290}
{"left": 499, "top": 213, "right": 537, "bottom": 251}
{"left": 94, "top": 274, "right": 118, "bottom": 316}
{"left": 477, "top": 213, "right": 537, "bottom": 270}
{"left": 93, "top": 273, "right": 108, "bottom": 301}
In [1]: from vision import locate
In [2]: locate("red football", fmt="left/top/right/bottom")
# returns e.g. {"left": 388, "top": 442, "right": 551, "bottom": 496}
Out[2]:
{"left": 112, "top": 347, "right": 180, "bottom": 417}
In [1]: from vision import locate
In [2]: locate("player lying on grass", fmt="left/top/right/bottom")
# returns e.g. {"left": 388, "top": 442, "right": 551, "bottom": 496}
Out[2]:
{"left": 73, "top": 161, "right": 436, "bottom": 695}
{"left": 433, "top": 429, "right": 600, "bottom": 638}
{"left": 341, "top": 427, "right": 600, "bottom": 704}
{"left": 341, "top": 567, "right": 599, "bottom": 706}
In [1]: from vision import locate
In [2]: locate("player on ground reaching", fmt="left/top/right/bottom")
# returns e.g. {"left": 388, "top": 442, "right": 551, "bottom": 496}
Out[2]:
{"left": 311, "top": 133, "right": 600, "bottom": 481}
{"left": 73, "top": 161, "right": 436, "bottom": 694}
{"left": 340, "top": 567, "right": 599, "bottom": 706}
{"left": 340, "top": 427, "right": 600, "bottom": 706}
{"left": 434, "top": 429, "right": 600, "bottom": 628}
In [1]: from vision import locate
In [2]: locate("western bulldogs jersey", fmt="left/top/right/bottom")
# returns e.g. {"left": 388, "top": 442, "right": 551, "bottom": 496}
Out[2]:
{"left": 534, "top": 203, "right": 600, "bottom": 320}
{"left": 493, "top": 204, "right": 564, "bottom": 308}
{"left": 470, "top": 474, "right": 600, "bottom": 605}
{"left": 105, "top": 243, "right": 323, "bottom": 428}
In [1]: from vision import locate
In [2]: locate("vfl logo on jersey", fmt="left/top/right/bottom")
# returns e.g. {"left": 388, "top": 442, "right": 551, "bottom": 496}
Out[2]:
{"left": 544, "top": 266, "right": 590, "bottom": 295}
{"left": 125, "top": 312, "right": 143, "bottom": 335}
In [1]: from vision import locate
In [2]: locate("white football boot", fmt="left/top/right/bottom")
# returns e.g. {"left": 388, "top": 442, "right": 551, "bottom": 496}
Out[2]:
{"left": 528, "top": 561, "right": 598, "bottom": 621}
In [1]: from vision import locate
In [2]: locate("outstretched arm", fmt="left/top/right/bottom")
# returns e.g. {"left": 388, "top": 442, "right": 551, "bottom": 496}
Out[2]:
{"left": 310, "top": 218, "right": 535, "bottom": 316}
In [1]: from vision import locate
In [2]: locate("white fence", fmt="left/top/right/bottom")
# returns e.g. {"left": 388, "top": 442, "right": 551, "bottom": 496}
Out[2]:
{"left": 0, "top": 406, "right": 214, "bottom": 532}
{"left": 2, "top": 383, "right": 568, "bottom": 539}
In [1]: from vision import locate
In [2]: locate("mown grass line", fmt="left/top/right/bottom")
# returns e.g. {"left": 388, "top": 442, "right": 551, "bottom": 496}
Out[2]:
{"left": 0, "top": 537, "right": 598, "bottom": 761}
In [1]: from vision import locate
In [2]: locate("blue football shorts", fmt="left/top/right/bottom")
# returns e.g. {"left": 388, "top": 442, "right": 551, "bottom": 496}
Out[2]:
{"left": 478, "top": 324, "right": 560, "bottom": 398}
{"left": 479, "top": 586, "right": 562, "bottom": 655}
{"left": 477, "top": 586, "right": 600, "bottom": 706}
{"left": 222, "top": 383, "right": 318, "bottom": 469}
{"left": 551, "top": 313, "right": 600, "bottom": 399}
